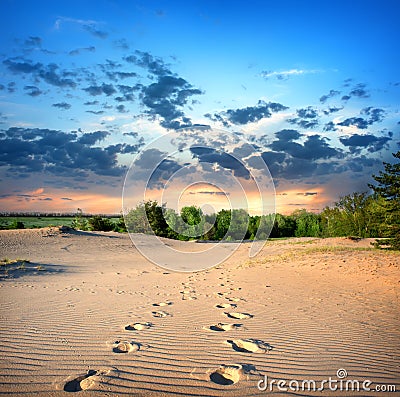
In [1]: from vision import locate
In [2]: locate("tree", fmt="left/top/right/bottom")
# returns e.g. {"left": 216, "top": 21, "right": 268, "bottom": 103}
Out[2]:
{"left": 368, "top": 151, "right": 400, "bottom": 249}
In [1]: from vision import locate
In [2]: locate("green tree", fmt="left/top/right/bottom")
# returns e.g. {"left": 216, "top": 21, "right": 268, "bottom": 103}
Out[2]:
{"left": 71, "top": 208, "right": 88, "bottom": 230}
{"left": 87, "top": 216, "right": 114, "bottom": 232}
{"left": 368, "top": 151, "right": 400, "bottom": 249}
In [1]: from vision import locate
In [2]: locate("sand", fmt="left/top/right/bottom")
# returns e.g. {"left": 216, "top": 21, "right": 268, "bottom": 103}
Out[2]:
{"left": 0, "top": 227, "right": 399, "bottom": 396}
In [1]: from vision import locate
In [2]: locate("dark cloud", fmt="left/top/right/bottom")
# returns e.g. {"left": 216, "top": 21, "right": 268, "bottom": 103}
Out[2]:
{"left": 296, "top": 192, "right": 317, "bottom": 196}
{"left": 269, "top": 129, "right": 341, "bottom": 160}
{"left": 52, "top": 102, "right": 71, "bottom": 110}
{"left": 84, "top": 100, "right": 99, "bottom": 105}
{"left": 85, "top": 110, "right": 105, "bottom": 115}
{"left": 123, "top": 132, "right": 138, "bottom": 138}
{"left": 361, "top": 107, "right": 385, "bottom": 124}
{"left": 0, "top": 127, "right": 143, "bottom": 177}
{"left": 83, "top": 83, "right": 117, "bottom": 96}
{"left": 78, "top": 131, "right": 109, "bottom": 145}
{"left": 189, "top": 191, "right": 228, "bottom": 196}
{"left": 125, "top": 50, "right": 172, "bottom": 76}
{"left": 338, "top": 117, "right": 369, "bottom": 129}
{"left": 323, "top": 121, "right": 338, "bottom": 132}
{"left": 322, "top": 106, "right": 343, "bottom": 115}
{"left": 68, "top": 46, "right": 95, "bottom": 56}
{"left": 287, "top": 107, "right": 319, "bottom": 129}
{"left": 341, "top": 95, "right": 351, "bottom": 101}
{"left": 113, "top": 38, "right": 130, "bottom": 50}
{"left": 206, "top": 100, "right": 288, "bottom": 126}
{"left": 319, "top": 89, "right": 341, "bottom": 103}
{"left": 7, "top": 82, "right": 16, "bottom": 93}
{"left": 24, "top": 85, "right": 43, "bottom": 97}
{"left": 190, "top": 146, "right": 250, "bottom": 179}
{"left": 339, "top": 134, "right": 391, "bottom": 153}
{"left": 0, "top": 84, "right": 4, "bottom": 90}
{"left": 3, "top": 58, "right": 77, "bottom": 89}
{"left": 349, "top": 83, "right": 369, "bottom": 98}
{"left": 116, "top": 104, "right": 128, "bottom": 113}
{"left": 61, "top": 197, "right": 73, "bottom": 200}
{"left": 140, "top": 75, "right": 203, "bottom": 129}
{"left": 24, "top": 36, "right": 42, "bottom": 47}
{"left": 82, "top": 24, "right": 108, "bottom": 39}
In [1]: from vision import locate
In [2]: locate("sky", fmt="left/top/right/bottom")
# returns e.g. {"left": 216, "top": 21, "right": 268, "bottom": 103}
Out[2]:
{"left": 0, "top": 0, "right": 399, "bottom": 215}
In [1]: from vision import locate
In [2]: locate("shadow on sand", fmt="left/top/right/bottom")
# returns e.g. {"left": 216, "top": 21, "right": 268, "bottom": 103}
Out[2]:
{"left": 0, "top": 260, "right": 67, "bottom": 280}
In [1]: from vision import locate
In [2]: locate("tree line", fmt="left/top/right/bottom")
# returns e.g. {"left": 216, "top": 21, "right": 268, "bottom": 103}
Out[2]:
{"left": 124, "top": 151, "right": 399, "bottom": 250}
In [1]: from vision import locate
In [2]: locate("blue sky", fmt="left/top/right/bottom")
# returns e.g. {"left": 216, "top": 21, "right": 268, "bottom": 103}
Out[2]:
{"left": 0, "top": 0, "right": 399, "bottom": 214}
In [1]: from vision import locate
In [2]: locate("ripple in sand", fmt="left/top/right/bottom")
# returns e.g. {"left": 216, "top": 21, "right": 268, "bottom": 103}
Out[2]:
{"left": 63, "top": 369, "right": 98, "bottom": 392}
{"left": 113, "top": 341, "right": 140, "bottom": 353}
{"left": 227, "top": 338, "right": 272, "bottom": 353}
{"left": 125, "top": 322, "right": 152, "bottom": 331}
{"left": 225, "top": 312, "right": 253, "bottom": 319}
{"left": 210, "top": 364, "right": 242, "bottom": 385}
{"left": 208, "top": 323, "right": 242, "bottom": 332}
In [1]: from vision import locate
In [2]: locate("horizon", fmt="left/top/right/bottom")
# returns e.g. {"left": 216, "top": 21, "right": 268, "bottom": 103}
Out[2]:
{"left": 1, "top": 0, "right": 399, "bottom": 215}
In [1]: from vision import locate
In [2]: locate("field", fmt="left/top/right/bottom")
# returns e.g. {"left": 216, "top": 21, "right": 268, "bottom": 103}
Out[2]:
{"left": 0, "top": 216, "right": 120, "bottom": 230}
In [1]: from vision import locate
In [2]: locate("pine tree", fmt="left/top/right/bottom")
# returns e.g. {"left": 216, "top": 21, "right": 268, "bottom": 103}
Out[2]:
{"left": 368, "top": 151, "right": 400, "bottom": 250}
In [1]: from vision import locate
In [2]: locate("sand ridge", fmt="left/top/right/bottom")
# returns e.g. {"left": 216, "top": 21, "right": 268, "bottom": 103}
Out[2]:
{"left": 0, "top": 228, "right": 399, "bottom": 396}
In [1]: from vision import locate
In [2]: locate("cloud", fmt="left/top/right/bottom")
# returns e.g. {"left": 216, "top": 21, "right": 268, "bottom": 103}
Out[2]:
{"left": 322, "top": 106, "right": 343, "bottom": 115}
{"left": 52, "top": 102, "right": 71, "bottom": 110}
{"left": 55, "top": 17, "right": 108, "bottom": 39}
{"left": 361, "top": 107, "right": 385, "bottom": 124}
{"left": 78, "top": 131, "right": 109, "bottom": 145}
{"left": 206, "top": 100, "right": 288, "bottom": 126}
{"left": 0, "top": 127, "right": 144, "bottom": 178}
{"left": 83, "top": 83, "right": 117, "bottom": 96}
{"left": 116, "top": 104, "right": 128, "bottom": 113}
{"left": 140, "top": 75, "right": 203, "bottom": 129}
{"left": 86, "top": 110, "right": 105, "bottom": 115}
{"left": 24, "top": 36, "right": 42, "bottom": 48}
{"left": 269, "top": 129, "right": 341, "bottom": 160}
{"left": 319, "top": 89, "right": 341, "bottom": 103}
{"left": 338, "top": 117, "right": 369, "bottom": 129}
{"left": 349, "top": 83, "right": 369, "bottom": 98}
{"left": 114, "top": 38, "right": 130, "bottom": 50}
{"left": 125, "top": 50, "right": 172, "bottom": 76}
{"left": 3, "top": 58, "right": 77, "bottom": 89}
{"left": 287, "top": 106, "right": 319, "bottom": 129}
{"left": 261, "top": 68, "right": 319, "bottom": 80}
{"left": 24, "top": 85, "right": 43, "bottom": 97}
{"left": 189, "top": 191, "right": 228, "bottom": 196}
{"left": 82, "top": 25, "right": 108, "bottom": 39}
{"left": 296, "top": 192, "right": 317, "bottom": 196}
{"left": 84, "top": 100, "right": 99, "bottom": 105}
{"left": 190, "top": 146, "right": 250, "bottom": 179}
{"left": 68, "top": 46, "right": 95, "bottom": 56}
{"left": 339, "top": 134, "right": 391, "bottom": 153}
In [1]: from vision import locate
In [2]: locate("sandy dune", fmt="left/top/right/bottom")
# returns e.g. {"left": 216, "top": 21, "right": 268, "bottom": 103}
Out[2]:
{"left": 0, "top": 228, "right": 399, "bottom": 396}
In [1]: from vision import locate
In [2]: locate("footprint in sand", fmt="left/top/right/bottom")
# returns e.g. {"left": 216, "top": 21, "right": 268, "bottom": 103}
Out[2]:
{"left": 63, "top": 369, "right": 99, "bottom": 392}
{"left": 225, "top": 312, "right": 253, "bottom": 320}
{"left": 112, "top": 340, "right": 140, "bottom": 353}
{"left": 207, "top": 323, "right": 242, "bottom": 332}
{"left": 209, "top": 364, "right": 243, "bottom": 385}
{"left": 125, "top": 322, "right": 152, "bottom": 331}
{"left": 228, "top": 297, "right": 246, "bottom": 302}
{"left": 226, "top": 338, "right": 272, "bottom": 353}
{"left": 152, "top": 310, "right": 171, "bottom": 318}
{"left": 152, "top": 301, "right": 172, "bottom": 307}
{"left": 215, "top": 303, "right": 236, "bottom": 309}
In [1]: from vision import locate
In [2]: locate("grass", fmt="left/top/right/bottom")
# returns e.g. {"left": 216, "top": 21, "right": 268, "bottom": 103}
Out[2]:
{"left": 0, "top": 216, "right": 120, "bottom": 230}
